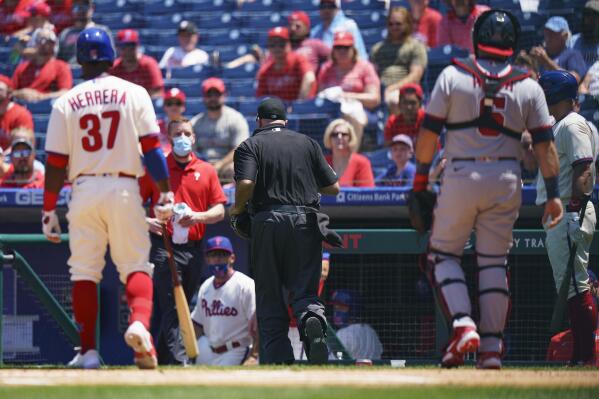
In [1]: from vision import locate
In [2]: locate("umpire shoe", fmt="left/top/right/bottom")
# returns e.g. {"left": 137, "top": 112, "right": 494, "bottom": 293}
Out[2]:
{"left": 476, "top": 352, "right": 502, "bottom": 370}
{"left": 68, "top": 349, "right": 101, "bottom": 369}
{"left": 305, "top": 317, "right": 328, "bottom": 365}
{"left": 124, "top": 321, "right": 158, "bottom": 369}
{"left": 441, "top": 326, "right": 480, "bottom": 368}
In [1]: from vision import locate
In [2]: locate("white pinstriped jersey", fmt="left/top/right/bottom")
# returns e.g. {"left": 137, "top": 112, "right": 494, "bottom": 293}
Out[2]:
{"left": 45, "top": 73, "right": 160, "bottom": 181}
{"left": 426, "top": 59, "right": 553, "bottom": 159}
{"left": 191, "top": 271, "right": 255, "bottom": 348}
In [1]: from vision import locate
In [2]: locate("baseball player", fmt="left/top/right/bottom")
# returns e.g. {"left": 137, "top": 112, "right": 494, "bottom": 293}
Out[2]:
{"left": 191, "top": 236, "right": 257, "bottom": 366}
{"left": 537, "top": 70, "right": 598, "bottom": 366}
{"left": 41, "top": 27, "right": 174, "bottom": 369}
{"left": 410, "top": 9, "right": 563, "bottom": 369}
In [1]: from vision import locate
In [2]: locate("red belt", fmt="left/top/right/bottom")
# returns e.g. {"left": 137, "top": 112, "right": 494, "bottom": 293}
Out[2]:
{"left": 211, "top": 341, "right": 241, "bottom": 354}
{"left": 77, "top": 172, "right": 136, "bottom": 179}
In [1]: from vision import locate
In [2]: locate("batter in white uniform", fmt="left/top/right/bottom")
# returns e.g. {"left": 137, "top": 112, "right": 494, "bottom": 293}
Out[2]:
{"left": 191, "top": 236, "right": 258, "bottom": 365}
{"left": 42, "top": 27, "right": 174, "bottom": 369}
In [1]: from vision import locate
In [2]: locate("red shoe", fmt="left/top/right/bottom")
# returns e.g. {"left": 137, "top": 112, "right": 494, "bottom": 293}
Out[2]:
{"left": 124, "top": 321, "right": 158, "bottom": 369}
{"left": 441, "top": 326, "right": 480, "bottom": 368}
{"left": 476, "top": 352, "right": 502, "bottom": 370}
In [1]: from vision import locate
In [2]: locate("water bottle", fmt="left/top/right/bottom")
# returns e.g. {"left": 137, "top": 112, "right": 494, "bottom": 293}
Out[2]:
{"left": 172, "top": 203, "right": 191, "bottom": 244}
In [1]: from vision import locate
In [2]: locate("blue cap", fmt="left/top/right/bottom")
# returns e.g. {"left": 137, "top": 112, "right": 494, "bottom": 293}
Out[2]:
{"left": 539, "top": 70, "right": 578, "bottom": 106}
{"left": 544, "top": 16, "right": 570, "bottom": 34}
{"left": 205, "top": 236, "right": 233, "bottom": 254}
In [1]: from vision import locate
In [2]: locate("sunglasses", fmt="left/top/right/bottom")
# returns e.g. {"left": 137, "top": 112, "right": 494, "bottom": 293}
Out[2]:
{"left": 165, "top": 100, "right": 183, "bottom": 106}
{"left": 332, "top": 131, "right": 350, "bottom": 138}
{"left": 388, "top": 21, "right": 403, "bottom": 27}
{"left": 267, "top": 42, "right": 287, "bottom": 48}
{"left": 333, "top": 45, "right": 352, "bottom": 51}
{"left": 12, "top": 149, "right": 32, "bottom": 158}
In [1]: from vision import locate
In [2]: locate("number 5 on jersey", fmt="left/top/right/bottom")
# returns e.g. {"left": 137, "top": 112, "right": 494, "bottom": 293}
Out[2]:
{"left": 80, "top": 111, "right": 121, "bottom": 152}
{"left": 478, "top": 96, "right": 506, "bottom": 138}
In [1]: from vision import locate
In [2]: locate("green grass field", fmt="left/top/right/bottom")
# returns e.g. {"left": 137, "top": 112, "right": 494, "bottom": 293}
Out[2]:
{"left": 0, "top": 386, "right": 596, "bottom": 399}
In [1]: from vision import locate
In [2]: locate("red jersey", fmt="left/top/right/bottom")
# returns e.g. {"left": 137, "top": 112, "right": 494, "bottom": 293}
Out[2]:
{"left": 326, "top": 153, "right": 375, "bottom": 187}
{"left": 0, "top": 164, "right": 44, "bottom": 188}
{"left": 256, "top": 51, "right": 314, "bottom": 101}
{"left": 110, "top": 55, "right": 164, "bottom": 96}
{"left": 292, "top": 38, "right": 330, "bottom": 74}
{"left": 11, "top": 58, "right": 73, "bottom": 92}
{"left": 139, "top": 153, "right": 227, "bottom": 241}
{"left": 0, "top": 102, "right": 34, "bottom": 149}
{"left": 383, "top": 108, "right": 425, "bottom": 143}
{"left": 415, "top": 7, "right": 442, "bottom": 48}
{"left": 0, "top": 0, "right": 34, "bottom": 35}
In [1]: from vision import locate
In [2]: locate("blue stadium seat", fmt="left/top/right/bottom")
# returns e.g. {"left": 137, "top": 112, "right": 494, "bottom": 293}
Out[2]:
{"left": 165, "top": 79, "right": 203, "bottom": 97}
{"left": 222, "top": 63, "right": 259, "bottom": 79}
{"left": 425, "top": 46, "right": 469, "bottom": 94}
{"left": 142, "top": 14, "right": 180, "bottom": 30}
{"left": 71, "top": 66, "right": 82, "bottom": 80}
{"left": 192, "top": 12, "right": 239, "bottom": 30}
{"left": 34, "top": 132, "right": 46, "bottom": 152}
{"left": 185, "top": 98, "right": 207, "bottom": 116}
{"left": 95, "top": 0, "right": 137, "bottom": 13}
{"left": 169, "top": 64, "right": 217, "bottom": 80}
{"left": 24, "top": 99, "right": 54, "bottom": 115}
{"left": 217, "top": 45, "right": 251, "bottom": 62}
{"left": 201, "top": 29, "right": 253, "bottom": 46}
{"left": 291, "top": 98, "right": 341, "bottom": 116}
{"left": 283, "top": 0, "right": 320, "bottom": 12}
{"left": 94, "top": 13, "right": 144, "bottom": 30}
{"left": 238, "top": 0, "right": 283, "bottom": 12}
{"left": 361, "top": 28, "right": 385, "bottom": 50}
{"left": 142, "top": 0, "right": 178, "bottom": 15}
{"left": 238, "top": 98, "right": 263, "bottom": 116}
{"left": 0, "top": 47, "right": 12, "bottom": 64}
{"left": 343, "top": 0, "right": 386, "bottom": 11}
{"left": 487, "top": 0, "right": 522, "bottom": 10}
{"left": 238, "top": 11, "right": 285, "bottom": 30}
{"left": 227, "top": 79, "right": 257, "bottom": 98}
{"left": 176, "top": 0, "right": 234, "bottom": 12}
{"left": 139, "top": 29, "right": 179, "bottom": 47}
{"left": 143, "top": 45, "right": 169, "bottom": 61}
{"left": 289, "top": 99, "right": 341, "bottom": 145}
{"left": 364, "top": 147, "right": 391, "bottom": 178}
{"left": 33, "top": 115, "right": 50, "bottom": 133}
{"left": 581, "top": 109, "right": 599, "bottom": 127}
{"left": 346, "top": 10, "right": 385, "bottom": 30}
{"left": 579, "top": 95, "right": 599, "bottom": 112}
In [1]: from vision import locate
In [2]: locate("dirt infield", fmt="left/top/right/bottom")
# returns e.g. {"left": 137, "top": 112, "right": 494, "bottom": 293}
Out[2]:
{"left": 0, "top": 368, "right": 598, "bottom": 388}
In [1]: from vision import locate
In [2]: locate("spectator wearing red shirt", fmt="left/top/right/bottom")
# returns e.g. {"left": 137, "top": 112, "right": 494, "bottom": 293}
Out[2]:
{"left": 0, "top": 75, "right": 34, "bottom": 150}
{"left": 47, "top": 0, "right": 73, "bottom": 33}
{"left": 288, "top": 11, "right": 331, "bottom": 74}
{"left": 12, "top": 1, "right": 55, "bottom": 38}
{"left": 0, "top": 134, "right": 43, "bottom": 188}
{"left": 139, "top": 118, "right": 227, "bottom": 365}
{"left": 408, "top": 0, "right": 442, "bottom": 48}
{"left": 323, "top": 118, "right": 374, "bottom": 187}
{"left": 11, "top": 27, "right": 73, "bottom": 102}
{"left": 157, "top": 88, "right": 187, "bottom": 155}
{"left": 383, "top": 83, "right": 425, "bottom": 145}
{"left": 318, "top": 31, "right": 380, "bottom": 150}
{"left": 256, "top": 27, "right": 316, "bottom": 101}
{"left": 437, "top": 0, "right": 489, "bottom": 53}
{"left": 0, "top": 0, "right": 34, "bottom": 35}
{"left": 110, "top": 29, "right": 164, "bottom": 98}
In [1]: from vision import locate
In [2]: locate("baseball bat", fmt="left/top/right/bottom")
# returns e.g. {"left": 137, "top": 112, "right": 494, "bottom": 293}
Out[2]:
{"left": 161, "top": 224, "right": 199, "bottom": 359}
{"left": 549, "top": 200, "right": 588, "bottom": 335}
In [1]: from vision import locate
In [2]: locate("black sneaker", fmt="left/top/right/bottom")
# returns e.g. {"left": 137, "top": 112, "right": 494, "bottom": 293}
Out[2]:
{"left": 305, "top": 317, "right": 328, "bottom": 365}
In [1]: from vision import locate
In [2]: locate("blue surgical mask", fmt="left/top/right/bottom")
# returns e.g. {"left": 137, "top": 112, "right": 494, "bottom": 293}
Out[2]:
{"left": 172, "top": 135, "right": 193, "bottom": 157}
{"left": 208, "top": 263, "right": 229, "bottom": 279}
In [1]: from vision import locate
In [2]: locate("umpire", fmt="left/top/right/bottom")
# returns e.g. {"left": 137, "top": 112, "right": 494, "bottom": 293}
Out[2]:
{"left": 230, "top": 97, "right": 340, "bottom": 365}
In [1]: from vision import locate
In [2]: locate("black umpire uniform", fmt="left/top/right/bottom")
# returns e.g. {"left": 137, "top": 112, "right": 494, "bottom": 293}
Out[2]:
{"left": 231, "top": 97, "right": 340, "bottom": 364}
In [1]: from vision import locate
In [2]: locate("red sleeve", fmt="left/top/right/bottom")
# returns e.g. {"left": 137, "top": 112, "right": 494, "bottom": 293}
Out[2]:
{"left": 146, "top": 56, "right": 164, "bottom": 90}
{"left": 354, "top": 155, "right": 375, "bottom": 187}
{"left": 55, "top": 60, "right": 73, "bottom": 90}
{"left": 384, "top": 115, "right": 396, "bottom": 143}
{"left": 362, "top": 61, "right": 380, "bottom": 88}
{"left": 316, "top": 62, "right": 332, "bottom": 91}
{"left": 15, "top": 105, "right": 34, "bottom": 130}
{"left": 297, "top": 53, "right": 313, "bottom": 74}
{"left": 138, "top": 170, "right": 158, "bottom": 205}
{"left": 437, "top": 16, "right": 450, "bottom": 47}
{"left": 255, "top": 66, "right": 267, "bottom": 97}
{"left": 11, "top": 64, "right": 23, "bottom": 89}
{"left": 207, "top": 166, "right": 227, "bottom": 206}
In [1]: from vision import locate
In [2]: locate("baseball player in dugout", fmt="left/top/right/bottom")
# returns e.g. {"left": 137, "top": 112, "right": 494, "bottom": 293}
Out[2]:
{"left": 535, "top": 70, "right": 598, "bottom": 366}
{"left": 410, "top": 9, "right": 564, "bottom": 369}
{"left": 139, "top": 117, "right": 227, "bottom": 365}
{"left": 191, "top": 236, "right": 258, "bottom": 366}
{"left": 41, "top": 27, "right": 175, "bottom": 369}
{"left": 230, "top": 97, "right": 342, "bottom": 365}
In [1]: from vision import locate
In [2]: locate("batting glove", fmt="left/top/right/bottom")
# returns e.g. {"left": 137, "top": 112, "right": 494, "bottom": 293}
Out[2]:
{"left": 154, "top": 191, "right": 175, "bottom": 222}
{"left": 41, "top": 210, "right": 61, "bottom": 243}
{"left": 566, "top": 212, "right": 584, "bottom": 245}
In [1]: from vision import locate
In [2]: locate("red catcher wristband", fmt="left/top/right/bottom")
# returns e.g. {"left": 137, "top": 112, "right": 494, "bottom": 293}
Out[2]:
{"left": 413, "top": 174, "right": 429, "bottom": 192}
{"left": 43, "top": 190, "right": 59, "bottom": 212}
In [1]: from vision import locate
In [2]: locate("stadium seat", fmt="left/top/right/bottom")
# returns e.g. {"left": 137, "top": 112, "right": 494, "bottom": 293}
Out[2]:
{"left": 176, "top": 0, "right": 234, "bottom": 13}
{"left": 168, "top": 64, "right": 217, "bottom": 80}
{"left": 201, "top": 29, "right": 253, "bottom": 47}
{"left": 165, "top": 79, "right": 203, "bottom": 97}
{"left": 361, "top": 28, "right": 386, "bottom": 49}
{"left": 579, "top": 95, "right": 599, "bottom": 112}
{"left": 424, "top": 46, "right": 469, "bottom": 94}
{"left": 71, "top": 67, "right": 82, "bottom": 80}
{"left": 289, "top": 99, "right": 342, "bottom": 145}
{"left": 142, "top": 14, "right": 180, "bottom": 30}
{"left": 23, "top": 99, "right": 54, "bottom": 115}
{"left": 487, "top": 0, "right": 522, "bottom": 10}
{"left": 346, "top": 10, "right": 385, "bottom": 30}
{"left": 95, "top": 0, "right": 137, "bottom": 13}
{"left": 94, "top": 13, "right": 144, "bottom": 30}
{"left": 139, "top": 29, "right": 179, "bottom": 47}
{"left": 216, "top": 45, "right": 251, "bottom": 62}
{"left": 143, "top": 45, "right": 169, "bottom": 61}
{"left": 33, "top": 115, "right": 50, "bottom": 133}
{"left": 238, "top": 0, "right": 283, "bottom": 12}
{"left": 222, "top": 63, "right": 259, "bottom": 80}
{"left": 284, "top": 0, "right": 320, "bottom": 12}
{"left": 238, "top": 98, "right": 263, "bottom": 116}
{"left": 142, "top": 0, "right": 178, "bottom": 15}
{"left": 364, "top": 147, "right": 391, "bottom": 178}
{"left": 227, "top": 79, "right": 258, "bottom": 98}
{"left": 185, "top": 98, "right": 206, "bottom": 116}
{"left": 343, "top": 0, "right": 386, "bottom": 11}
{"left": 192, "top": 12, "right": 239, "bottom": 30}
{"left": 291, "top": 98, "right": 341, "bottom": 116}
{"left": 238, "top": 12, "right": 285, "bottom": 30}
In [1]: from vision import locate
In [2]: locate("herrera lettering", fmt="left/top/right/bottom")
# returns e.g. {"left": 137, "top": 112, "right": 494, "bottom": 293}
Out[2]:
{"left": 68, "top": 89, "right": 127, "bottom": 111}
{"left": 201, "top": 299, "right": 238, "bottom": 317}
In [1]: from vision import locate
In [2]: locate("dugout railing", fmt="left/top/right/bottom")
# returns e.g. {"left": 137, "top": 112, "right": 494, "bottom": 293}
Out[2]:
{"left": 2, "top": 230, "right": 596, "bottom": 365}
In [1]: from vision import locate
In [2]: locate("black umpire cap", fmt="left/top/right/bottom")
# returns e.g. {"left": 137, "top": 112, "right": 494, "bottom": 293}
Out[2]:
{"left": 178, "top": 20, "right": 197, "bottom": 34}
{"left": 257, "top": 97, "right": 287, "bottom": 120}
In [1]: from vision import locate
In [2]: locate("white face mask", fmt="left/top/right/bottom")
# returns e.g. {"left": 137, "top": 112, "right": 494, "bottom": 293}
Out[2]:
{"left": 172, "top": 135, "right": 193, "bottom": 157}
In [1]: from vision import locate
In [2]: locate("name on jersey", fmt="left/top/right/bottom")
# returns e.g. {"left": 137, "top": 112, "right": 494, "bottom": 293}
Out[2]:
{"left": 201, "top": 299, "right": 238, "bottom": 317}
{"left": 68, "top": 89, "right": 127, "bottom": 111}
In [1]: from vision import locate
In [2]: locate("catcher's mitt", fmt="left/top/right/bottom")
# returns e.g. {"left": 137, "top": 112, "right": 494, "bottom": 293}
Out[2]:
{"left": 230, "top": 212, "right": 252, "bottom": 239}
{"left": 407, "top": 190, "right": 437, "bottom": 233}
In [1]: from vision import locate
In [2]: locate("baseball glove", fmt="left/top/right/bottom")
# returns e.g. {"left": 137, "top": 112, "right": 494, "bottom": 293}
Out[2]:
{"left": 230, "top": 212, "right": 252, "bottom": 240}
{"left": 407, "top": 190, "right": 437, "bottom": 234}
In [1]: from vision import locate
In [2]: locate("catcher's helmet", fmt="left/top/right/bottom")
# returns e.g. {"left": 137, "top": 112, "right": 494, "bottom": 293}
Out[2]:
{"left": 473, "top": 9, "right": 520, "bottom": 58}
{"left": 539, "top": 70, "right": 578, "bottom": 106}
{"left": 76, "top": 27, "right": 115, "bottom": 64}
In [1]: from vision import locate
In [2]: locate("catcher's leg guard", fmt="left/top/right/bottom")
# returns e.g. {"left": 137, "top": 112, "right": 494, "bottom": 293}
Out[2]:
{"left": 476, "top": 252, "right": 510, "bottom": 354}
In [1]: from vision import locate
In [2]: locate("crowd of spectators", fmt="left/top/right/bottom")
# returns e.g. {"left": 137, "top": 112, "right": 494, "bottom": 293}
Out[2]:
{"left": 1, "top": 0, "right": 598, "bottom": 189}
